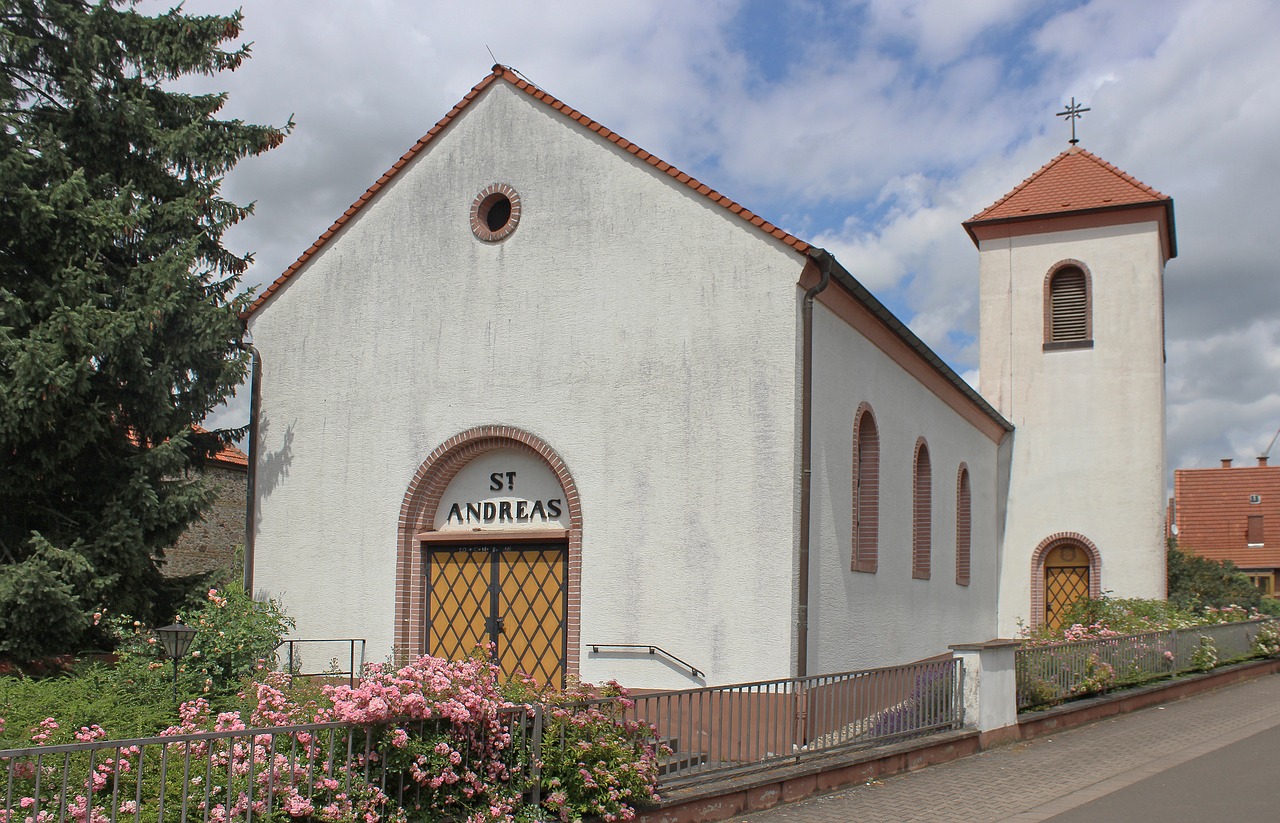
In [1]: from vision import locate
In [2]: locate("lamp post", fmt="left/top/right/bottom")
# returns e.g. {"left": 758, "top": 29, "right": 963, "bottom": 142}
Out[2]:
{"left": 155, "top": 622, "right": 197, "bottom": 707}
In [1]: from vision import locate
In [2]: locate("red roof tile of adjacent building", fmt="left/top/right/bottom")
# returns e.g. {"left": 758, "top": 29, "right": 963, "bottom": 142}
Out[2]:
{"left": 963, "top": 146, "right": 1176, "bottom": 257}
{"left": 244, "top": 65, "right": 810, "bottom": 318}
{"left": 206, "top": 440, "right": 248, "bottom": 470}
{"left": 126, "top": 425, "right": 248, "bottom": 470}
{"left": 1172, "top": 462, "right": 1280, "bottom": 569}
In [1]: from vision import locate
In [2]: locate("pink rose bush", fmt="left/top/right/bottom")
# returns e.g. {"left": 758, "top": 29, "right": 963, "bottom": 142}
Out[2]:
{"left": 324, "top": 654, "right": 524, "bottom": 822}
{"left": 532, "top": 680, "right": 666, "bottom": 823}
{"left": 1, "top": 655, "right": 664, "bottom": 823}
{"left": 1252, "top": 621, "right": 1280, "bottom": 658}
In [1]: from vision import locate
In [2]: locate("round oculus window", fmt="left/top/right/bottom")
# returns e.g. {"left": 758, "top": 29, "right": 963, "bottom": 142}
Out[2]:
{"left": 470, "top": 184, "right": 521, "bottom": 242}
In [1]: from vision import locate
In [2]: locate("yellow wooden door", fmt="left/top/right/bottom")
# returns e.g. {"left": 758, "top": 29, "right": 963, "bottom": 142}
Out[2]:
{"left": 495, "top": 547, "right": 567, "bottom": 686}
{"left": 426, "top": 544, "right": 567, "bottom": 686}
{"left": 1044, "top": 544, "right": 1090, "bottom": 628}
{"left": 427, "top": 549, "right": 491, "bottom": 662}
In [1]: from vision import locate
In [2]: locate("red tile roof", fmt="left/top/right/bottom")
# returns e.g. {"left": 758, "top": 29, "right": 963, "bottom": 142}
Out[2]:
{"left": 206, "top": 439, "right": 248, "bottom": 470}
{"left": 967, "top": 146, "right": 1169, "bottom": 222}
{"left": 1173, "top": 463, "right": 1280, "bottom": 569}
{"left": 963, "top": 146, "right": 1176, "bottom": 258}
{"left": 126, "top": 425, "right": 248, "bottom": 470}
{"left": 245, "top": 65, "right": 810, "bottom": 317}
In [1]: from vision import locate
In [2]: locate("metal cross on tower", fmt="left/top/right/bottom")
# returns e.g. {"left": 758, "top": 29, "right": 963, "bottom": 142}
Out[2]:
{"left": 1056, "top": 97, "right": 1091, "bottom": 145}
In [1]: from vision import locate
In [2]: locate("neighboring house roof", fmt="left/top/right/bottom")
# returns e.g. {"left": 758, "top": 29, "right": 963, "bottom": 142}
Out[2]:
{"left": 205, "top": 439, "right": 248, "bottom": 471}
{"left": 963, "top": 146, "right": 1176, "bottom": 259}
{"left": 189, "top": 424, "right": 248, "bottom": 470}
{"left": 1172, "top": 461, "right": 1280, "bottom": 569}
{"left": 130, "top": 425, "right": 248, "bottom": 471}
{"left": 244, "top": 65, "right": 810, "bottom": 318}
{"left": 242, "top": 65, "right": 1012, "bottom": 435}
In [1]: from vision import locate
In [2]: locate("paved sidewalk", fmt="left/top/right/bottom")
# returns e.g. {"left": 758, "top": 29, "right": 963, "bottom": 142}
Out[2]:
{"left": 733, "top": 672, "right": 1280, "bottom": 822}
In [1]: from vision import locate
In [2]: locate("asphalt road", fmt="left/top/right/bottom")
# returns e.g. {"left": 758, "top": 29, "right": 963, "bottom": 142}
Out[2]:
{"left": 1044, "top": 723, "right": 1280, "bottom": 822}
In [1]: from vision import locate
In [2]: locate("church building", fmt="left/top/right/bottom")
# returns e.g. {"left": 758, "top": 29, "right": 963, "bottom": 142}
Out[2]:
{"left": 243, "top": 66, "right": 1174, "bottom": 689}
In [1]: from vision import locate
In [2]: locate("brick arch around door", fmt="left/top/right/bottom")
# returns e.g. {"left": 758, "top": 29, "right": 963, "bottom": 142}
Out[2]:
{"left": 1030, "top": 531, "right": 1102, "bottom": 628}
{"left": 395, "top": 426, "right": 583, "bottom": 682}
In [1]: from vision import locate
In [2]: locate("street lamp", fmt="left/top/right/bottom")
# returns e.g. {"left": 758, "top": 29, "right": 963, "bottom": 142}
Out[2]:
{"left": 155, "top": 622, "right": 197, "bottom": 706}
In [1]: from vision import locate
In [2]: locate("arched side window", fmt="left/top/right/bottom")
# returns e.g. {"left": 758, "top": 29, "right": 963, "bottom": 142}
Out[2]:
{"left": 852, "top": 404, "right": 879, "bottom": 574}
{"left": 1044, "top": 261, "right": 1094, "bottom": 350}
{"left": 912, "top": 438, "right": 931, "bottom": 580}
{"left": 955, "top": 464, "right": 971, "bottom": 586}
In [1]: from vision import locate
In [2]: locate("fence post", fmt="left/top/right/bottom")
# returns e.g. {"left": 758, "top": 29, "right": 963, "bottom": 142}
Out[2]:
{"left": 529, "top": 704, "right": 543, "bottom": 807}
{"left": 792, "top": 680, "right": 808, "bottom": 750}
{"left": 949, "top": 640, "right": 1021, "bottom": 733}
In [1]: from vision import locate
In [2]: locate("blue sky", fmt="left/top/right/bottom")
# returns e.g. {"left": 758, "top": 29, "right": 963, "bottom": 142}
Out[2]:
{"left": 165, "top": 0, "right": 1280, "bottom": 480}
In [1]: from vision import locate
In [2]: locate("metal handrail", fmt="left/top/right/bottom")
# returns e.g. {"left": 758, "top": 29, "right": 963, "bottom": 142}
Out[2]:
{"left": 588, "top": 644, "right": 704, "bottom": 678}
{"left": 274, "top": 638, "right": 366, "bottom": 686}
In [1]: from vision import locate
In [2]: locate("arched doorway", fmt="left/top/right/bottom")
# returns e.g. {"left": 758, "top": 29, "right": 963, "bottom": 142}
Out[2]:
{"left": 1031, "top": 532, "right": 1101, "bottom": 628}
{"left": 396, "top": 427, "right": 582, "bottom": 685}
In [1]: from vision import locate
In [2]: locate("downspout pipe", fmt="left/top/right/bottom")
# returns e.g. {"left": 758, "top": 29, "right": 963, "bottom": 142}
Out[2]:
{"left": 241, "top": 337, "right": 262, "bottom": 595}
{"left": 797, "top": 248, "right": 833, "bottom": 678}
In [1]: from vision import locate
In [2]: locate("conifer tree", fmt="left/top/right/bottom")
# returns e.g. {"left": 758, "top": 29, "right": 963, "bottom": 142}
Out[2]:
{"left": 0, "top": 0, "right": 288, "bottom": 659}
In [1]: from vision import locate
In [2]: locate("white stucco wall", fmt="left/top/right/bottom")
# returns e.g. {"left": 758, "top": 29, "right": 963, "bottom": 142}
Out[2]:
{"left": 807, "top": 302, "right": 1003, "bottom": 672}
{"left": 979, "top": 222, "right": 1168, "bottom": 635}
{"left": 246, "top": 82, "right": 805, "bottom": 689}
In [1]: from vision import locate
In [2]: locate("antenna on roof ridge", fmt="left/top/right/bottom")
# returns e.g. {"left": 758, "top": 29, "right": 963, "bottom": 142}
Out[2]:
{"left": 481, "top": 50, "right": 540, "bottom": 91}
{"left": 1056, "top": 97, "right": 1091, "bottom": 145}
{"left": 507, "top": 66, "right": 543, "bottom": 91}
{"left": 1260, "top": 423, "right": 1280, "bottom": 462}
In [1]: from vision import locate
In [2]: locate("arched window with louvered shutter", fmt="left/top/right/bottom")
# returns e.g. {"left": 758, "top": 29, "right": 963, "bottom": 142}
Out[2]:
{"left": 955, "top": 464, "right": 971, "bottom": 586}
{"left": 852, "top": 404, "right": 880, "bottom": 574}
{"left": 912, "top": 438, "right": 931, "bottom": 580}
{"left": 1044, "top": 263, "right": 1093, "bottom": 348}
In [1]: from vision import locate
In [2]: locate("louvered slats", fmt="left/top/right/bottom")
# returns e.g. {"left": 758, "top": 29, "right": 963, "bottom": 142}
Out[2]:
{"left": 1050, "top": 268, "right": 1088, "bottom": 341}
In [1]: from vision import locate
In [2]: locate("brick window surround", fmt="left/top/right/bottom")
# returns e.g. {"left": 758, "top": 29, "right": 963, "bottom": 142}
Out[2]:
{"left": 955, "top": 463, "right": 971, "bottom": 586}
{"left": 852, "top": 403, "right": 880, "bottom": 573}
{"left": 912, "top": 438, "right": 932, "bottom": 580}
{"left": 1043, "top": 259, "right": 1094, "bottom": 351}
{"left": 470, "top": 183, "right": 522, "bottom": 242}
{"left": 1030, "top": 532, "right": 1102, "bottom": 626}
{"left": 395, "top": 426, "right": 582, "bottom": 679}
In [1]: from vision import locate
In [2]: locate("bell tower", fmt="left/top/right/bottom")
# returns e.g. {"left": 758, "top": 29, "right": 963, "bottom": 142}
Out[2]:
{"left": 964, "top": 146, "right": 1176, "bottom": 633}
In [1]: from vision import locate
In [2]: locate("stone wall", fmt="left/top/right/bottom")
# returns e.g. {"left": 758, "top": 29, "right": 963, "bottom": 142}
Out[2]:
{"left": 164, "top": 463, "right": 246, "bottom": 579}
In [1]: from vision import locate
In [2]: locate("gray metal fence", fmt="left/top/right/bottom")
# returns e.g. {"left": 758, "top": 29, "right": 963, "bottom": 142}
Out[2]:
{"left": 1016, "top": 618, "right": 1274, "bottom": 710}
{"left": 1, "top": 657, "right": 966, "bottom": 820}
{"left": 584, "top": 657, "right": 963, "bottom": 786}
{"left": 0, "top": 709, "right": 532, "bottom": 823}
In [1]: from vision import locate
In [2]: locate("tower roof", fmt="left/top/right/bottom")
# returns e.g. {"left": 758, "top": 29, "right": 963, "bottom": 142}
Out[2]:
{"left": 963, "top": 146, "right": 1176, "bottom": 258}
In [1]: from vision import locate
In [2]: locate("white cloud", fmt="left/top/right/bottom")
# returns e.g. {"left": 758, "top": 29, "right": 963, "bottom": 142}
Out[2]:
{"left": 861, "top": 0, "right": 1028, "bottom": 65}
{"left": 136, "top": 0, "right": 1280, "bottom": 486}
